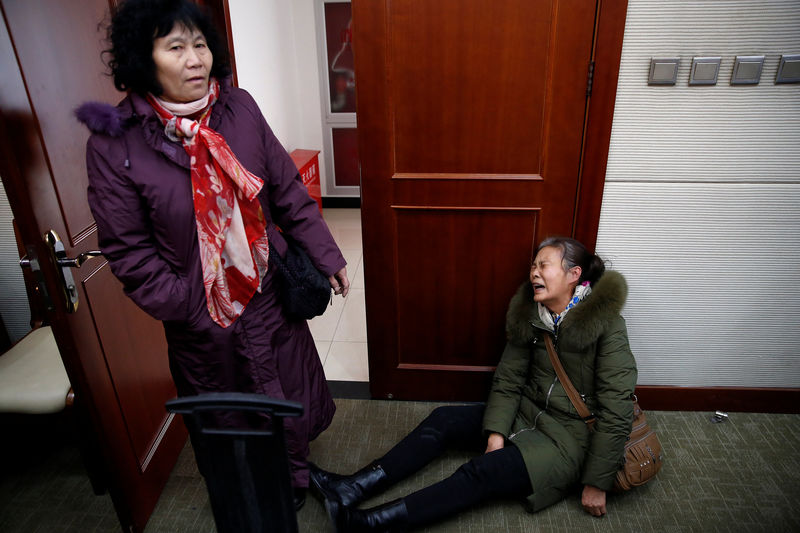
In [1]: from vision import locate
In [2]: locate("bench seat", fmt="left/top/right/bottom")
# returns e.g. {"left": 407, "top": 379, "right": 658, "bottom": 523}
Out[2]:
{"left": 0, "top": 326, "right": 71, "bottom": 414}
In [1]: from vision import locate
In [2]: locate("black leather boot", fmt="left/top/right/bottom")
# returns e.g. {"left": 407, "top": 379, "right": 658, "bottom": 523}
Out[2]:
{"left": 293, "top": 487, "right": 306, "bottom": 511}
{"left": 334, "top": 498, "right": 408, "bottom": 533}
{"left": 309, "top": 462, "right": 390, "bottom": 508}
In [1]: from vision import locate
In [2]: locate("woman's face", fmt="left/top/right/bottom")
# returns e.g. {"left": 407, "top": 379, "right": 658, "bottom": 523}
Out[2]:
{"left": 530, "top": 246, "right": 581, "bottom": 314}
{"left": 152, "top": 24, "right": 213, "bottom": 103}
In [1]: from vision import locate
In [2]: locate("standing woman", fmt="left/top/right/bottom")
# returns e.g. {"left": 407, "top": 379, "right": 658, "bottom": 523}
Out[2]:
{"left": 76, "top": 0, "right": 348, "bottom": 508}
{"left": 310, "top": 237, "right": 637, "bottom": 531}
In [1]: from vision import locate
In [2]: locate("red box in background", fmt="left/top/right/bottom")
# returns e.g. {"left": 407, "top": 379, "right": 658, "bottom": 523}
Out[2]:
{"left": 289, "top": 149, "right": 323, "bottom": 213}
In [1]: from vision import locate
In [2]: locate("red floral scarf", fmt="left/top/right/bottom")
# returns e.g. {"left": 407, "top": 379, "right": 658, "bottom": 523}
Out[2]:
{"left": 147, "top": 79, "right": 269, "bottom": 328}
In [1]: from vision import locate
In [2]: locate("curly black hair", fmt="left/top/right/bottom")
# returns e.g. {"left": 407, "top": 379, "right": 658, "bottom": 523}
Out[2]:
{"left": 106, "top": 0, "right": 231, "bottom": 95}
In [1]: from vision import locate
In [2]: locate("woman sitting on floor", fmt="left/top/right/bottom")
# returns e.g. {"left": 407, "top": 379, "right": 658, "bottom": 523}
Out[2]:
{"left": 310, "top": 237, "right": 637, "bottom": 531}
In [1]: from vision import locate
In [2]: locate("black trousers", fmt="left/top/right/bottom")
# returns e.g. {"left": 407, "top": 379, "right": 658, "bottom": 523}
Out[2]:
{"left": 376, "top": 404, "right": 533, "bottom": 527}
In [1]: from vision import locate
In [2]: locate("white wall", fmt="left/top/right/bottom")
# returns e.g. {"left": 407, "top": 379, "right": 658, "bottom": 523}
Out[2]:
{"left": 228, "top": 0, "right": 328, "bottom": 192}
{"left": 596, "top": 0, "right": 800, "bottom": 387}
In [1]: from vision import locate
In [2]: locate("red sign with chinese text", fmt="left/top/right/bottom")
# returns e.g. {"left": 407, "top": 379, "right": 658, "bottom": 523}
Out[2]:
{"left": 290, "top": 149, "right": 323, "bottom": 213}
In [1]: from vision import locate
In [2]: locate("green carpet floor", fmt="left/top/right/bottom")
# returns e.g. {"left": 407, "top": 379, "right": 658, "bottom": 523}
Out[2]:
{"left": 1, "top": 399, "right": 798, "bottom": 532}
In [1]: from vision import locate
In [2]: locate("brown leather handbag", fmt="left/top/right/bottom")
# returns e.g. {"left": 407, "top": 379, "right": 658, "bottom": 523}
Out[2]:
{"left": 544, "top": 335, "right": 663, "bottom": 491}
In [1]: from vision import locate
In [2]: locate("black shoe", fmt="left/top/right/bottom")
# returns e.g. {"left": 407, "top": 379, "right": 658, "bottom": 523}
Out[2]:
{"left": 293, "top": 487, "right": 306, "bottom": 511}
{"left": 333, "top": 498, "right": 408, "bottom": 533}
{"left": 309, "top": 462, "right": 390, "bottom": 508}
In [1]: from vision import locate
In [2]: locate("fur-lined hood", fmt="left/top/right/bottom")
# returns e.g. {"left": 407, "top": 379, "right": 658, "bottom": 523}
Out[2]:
{"left": 74, "top": 77, "right": 235, "bottom": 137}
{"left": 505, "top": 270, "right": 628, "bottom": 347}
{"left": 75, "top": 79, "right": 235, "bottom": 172}
{"left": 74, "top": 100, "right": 130, "bottom": 137}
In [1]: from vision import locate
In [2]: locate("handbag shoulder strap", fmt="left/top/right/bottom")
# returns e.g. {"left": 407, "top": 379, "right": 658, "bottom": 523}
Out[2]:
{"left": 544, "top": 335, "right": 596, "bottom": 430}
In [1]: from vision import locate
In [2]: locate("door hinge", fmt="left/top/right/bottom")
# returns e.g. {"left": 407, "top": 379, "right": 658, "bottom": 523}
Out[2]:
{"left": 587, "top": 60, "right": 595, "bottom": 97}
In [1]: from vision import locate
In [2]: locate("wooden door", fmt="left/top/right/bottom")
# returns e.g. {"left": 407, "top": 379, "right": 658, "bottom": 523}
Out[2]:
{"left": 0, "top": 2, "right": 186, "bottom": 531}
{"left": 355, "top": 0, "right": 602, "bottom": 400}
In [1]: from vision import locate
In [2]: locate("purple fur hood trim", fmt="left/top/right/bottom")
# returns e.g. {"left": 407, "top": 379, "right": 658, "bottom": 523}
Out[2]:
{"left": 75, "top": 102, "right": 126, "bottom": 137}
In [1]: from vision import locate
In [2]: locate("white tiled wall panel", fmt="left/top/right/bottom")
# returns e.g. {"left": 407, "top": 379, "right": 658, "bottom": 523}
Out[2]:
{"left": 596, "top": 183, "right": 800, "bottom": 387}
{"left": 607, "top": 0, "right": 800, "bottom": 184}
{"left": 598, "top": 0, "right": 800, "bottom": 387}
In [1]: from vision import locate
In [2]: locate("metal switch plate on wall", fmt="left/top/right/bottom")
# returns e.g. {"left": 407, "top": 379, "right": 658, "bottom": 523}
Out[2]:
{"left": 648, "top": 58, "right": 680, "bottom": 85}
{"left": 731, "top": 55, "right": 765, "bottom": 85}
{"left": 775, "top": 54, "right": 800, "bottom": 84}
{"left": 689, "top": 57, "right": 721, "bottom": 85}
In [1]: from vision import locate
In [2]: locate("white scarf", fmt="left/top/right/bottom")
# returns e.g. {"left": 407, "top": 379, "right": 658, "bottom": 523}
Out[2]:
{"left": 537, "top": 281, "right": 592, "bottom": 332}
{"left": 152, "top": 92, "right": 213, "bottom": 117}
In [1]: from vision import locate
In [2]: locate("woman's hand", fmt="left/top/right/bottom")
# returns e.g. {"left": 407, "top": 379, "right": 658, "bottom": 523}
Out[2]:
{"left": 328, "top": 267, "right": 350, "bottom": 297}
{"left": 485, "top": 432, "right": 505, "bottom": 453}
{"left": 581, "top": 485, "right": 607, "bottom": 516}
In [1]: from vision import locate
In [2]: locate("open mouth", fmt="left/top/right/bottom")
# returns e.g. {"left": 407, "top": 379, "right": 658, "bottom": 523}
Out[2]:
{"left": 532, "top": 283, "right": 545, "bottom": 291}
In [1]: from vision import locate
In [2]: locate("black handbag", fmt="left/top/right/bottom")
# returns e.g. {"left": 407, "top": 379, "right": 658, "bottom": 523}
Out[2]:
{"left": 269, "top": 233, "right": 331, "bottom": 320}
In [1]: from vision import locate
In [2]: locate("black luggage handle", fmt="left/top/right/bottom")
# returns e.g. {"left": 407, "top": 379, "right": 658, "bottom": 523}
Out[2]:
{"left": 166, "top": 392, "right": 303, "bottom": 418}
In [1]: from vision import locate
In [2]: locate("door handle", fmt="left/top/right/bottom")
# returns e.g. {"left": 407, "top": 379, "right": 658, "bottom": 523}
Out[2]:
{"left": 23, "top": 250, "right": 103, "bottom": 269}
{"left": 31, "top": 230, "right": 105, "bottom": 314}
{"left": 56, "top": 250, "right": 104, "bottom": 268}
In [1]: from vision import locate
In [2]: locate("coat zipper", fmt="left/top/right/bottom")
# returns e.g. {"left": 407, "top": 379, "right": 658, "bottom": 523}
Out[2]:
{"left": 509, "top": 376, "right": 558, "bottom": 440}
{"left": 509, "top": 321, "right": 571, "bottom": 441}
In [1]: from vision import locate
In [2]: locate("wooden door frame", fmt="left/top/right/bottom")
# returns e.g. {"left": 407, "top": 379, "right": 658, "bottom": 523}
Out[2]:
{"left": 196, "top": 0, "right": 238, "bottom": 86}
{"left": 573, "top": 0, "right": 627, "bottom": 253}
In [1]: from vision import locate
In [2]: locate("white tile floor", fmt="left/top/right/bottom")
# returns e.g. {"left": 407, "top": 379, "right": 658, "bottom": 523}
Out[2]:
{"left": 310, "top": 208, "right": 369, "bottom": 382}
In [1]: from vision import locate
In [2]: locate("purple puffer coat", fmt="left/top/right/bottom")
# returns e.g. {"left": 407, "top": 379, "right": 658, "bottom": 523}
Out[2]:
{"left": 78, "top": 79, "right": 343, "bottom": 487}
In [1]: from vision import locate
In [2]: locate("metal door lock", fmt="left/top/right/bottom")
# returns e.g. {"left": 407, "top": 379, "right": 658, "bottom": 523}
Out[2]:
{"left": 29, "top": 230, "right": 104, "bottom": 314}
{"left": 17, "top": 244, "right": 55, "bottom": 313}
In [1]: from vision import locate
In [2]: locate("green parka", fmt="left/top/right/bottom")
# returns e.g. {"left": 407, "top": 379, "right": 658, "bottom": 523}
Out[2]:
{"left": 482, "top": 270, "right": 637, "bottom": 512}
